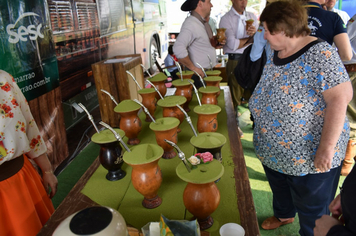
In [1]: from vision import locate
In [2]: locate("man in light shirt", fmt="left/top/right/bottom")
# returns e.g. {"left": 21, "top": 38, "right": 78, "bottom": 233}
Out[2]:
{"left": 325, "top": 0, "right": 350, "bottom": 25}
{"left": 219, "top": 0, "right": 258, "bottom": 109}
{"left": 173, "top": 0, "right": 224, "bottom": 88}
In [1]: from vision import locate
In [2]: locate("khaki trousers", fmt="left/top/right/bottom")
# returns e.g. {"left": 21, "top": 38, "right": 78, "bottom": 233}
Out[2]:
{"left": 227, "top": 59, "right": 244, "bottom": 108}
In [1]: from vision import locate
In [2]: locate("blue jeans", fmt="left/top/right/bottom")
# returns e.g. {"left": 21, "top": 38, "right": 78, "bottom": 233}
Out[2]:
{"left": 263, "top": 165, "right": 342, "bottom": 236}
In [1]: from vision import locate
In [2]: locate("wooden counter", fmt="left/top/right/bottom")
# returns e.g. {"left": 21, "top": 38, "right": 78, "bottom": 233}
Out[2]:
{"left": 38, "top": 86, "right": 259, "bottom": 236}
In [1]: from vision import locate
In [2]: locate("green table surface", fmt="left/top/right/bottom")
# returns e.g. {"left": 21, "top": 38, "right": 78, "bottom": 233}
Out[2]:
{"left": 81, "top": 88, "right": 241, "bottom": 235}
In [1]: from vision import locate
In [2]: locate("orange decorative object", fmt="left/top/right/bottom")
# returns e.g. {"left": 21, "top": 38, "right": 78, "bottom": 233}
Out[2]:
{"left": 199, "top": 86, "right": 220, "bottom": 105}
{"left": 173, "top": 79, "right": 193, "bottom": 112}
{"left": 149, "top": 117, "right": 180, "bottom": 159}
{"left": 157, "top": 96, "right": 187, "bottom": 133}
{"left": 176, "top": 160, "right": 224, "bottom": 230}
{"left": 194, "top": 104, "right": 221, "bottom": 133}
{"left": 204, "top": 76, "right": 223, "bottom": 97}
{"left": 123, "top": 144, "right": 164, "bottom": 209}
{"left": 138, "top": 88, "right": 157, "bottom": 122}
{"left": 183, "top": 182, "right": 220, "bottom": 230}
{"left": 149, "top": 72, "right": 167, "bottom": 100}
{"left": 177, "top": 71, "right": 194, "bottom": 80}
{"left": 114, "top": 100, "right": 142, "bottom": 145}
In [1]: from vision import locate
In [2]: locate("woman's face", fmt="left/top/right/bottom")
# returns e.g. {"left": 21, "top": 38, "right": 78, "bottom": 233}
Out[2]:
{"left": 262, "top": 22, "right": 285, "bottom": 51}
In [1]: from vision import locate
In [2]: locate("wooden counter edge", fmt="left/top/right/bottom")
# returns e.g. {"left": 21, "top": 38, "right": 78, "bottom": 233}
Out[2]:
{"left": 223, "top": 86, "right": 260, "bottom": 236}
{"left": 38, "top": 158, "right": 101, "bottom": 235}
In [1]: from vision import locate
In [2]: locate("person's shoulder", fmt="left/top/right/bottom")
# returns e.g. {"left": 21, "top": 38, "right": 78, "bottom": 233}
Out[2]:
{"left": 0, "top": 70, "right": 14, "bottom": 83}
{"left": 220, "top": 8, "right": 233, "bottom": 19}
{"left": 247, "top": 11, "right": 257, "bottom": 19}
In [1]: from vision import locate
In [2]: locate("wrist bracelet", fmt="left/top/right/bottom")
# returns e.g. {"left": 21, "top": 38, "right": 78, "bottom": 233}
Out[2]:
{"left": 44, "top": 170, "right": 53, "bottom": 174}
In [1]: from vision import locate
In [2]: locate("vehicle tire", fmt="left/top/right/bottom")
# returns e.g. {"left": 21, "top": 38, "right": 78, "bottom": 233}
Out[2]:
{"left": 149, "top": 38, "right": 158, "bottom": 74}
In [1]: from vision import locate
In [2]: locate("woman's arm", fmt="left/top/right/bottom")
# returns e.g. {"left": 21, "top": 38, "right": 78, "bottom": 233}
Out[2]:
{"left": 32, "top": 153, "right": 58, "bottom": 198}
{"left": 314, "top": 81, "right": 353, "bottom": 172}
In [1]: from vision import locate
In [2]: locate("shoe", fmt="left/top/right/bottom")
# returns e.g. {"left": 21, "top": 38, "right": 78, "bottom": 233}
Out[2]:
{"left": 261, "top": 216, "right": 294, "bottom": 230}
{"left": 341, "top": 140, "right": 356, "bottom": 176}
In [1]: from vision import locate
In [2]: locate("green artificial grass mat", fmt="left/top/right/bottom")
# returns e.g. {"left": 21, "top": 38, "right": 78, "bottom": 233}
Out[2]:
{"left": 80, "top": 90, "right": 241, "bottom": 235}
{"left": 51, "top": 142, "right": 100, "bottom": 209}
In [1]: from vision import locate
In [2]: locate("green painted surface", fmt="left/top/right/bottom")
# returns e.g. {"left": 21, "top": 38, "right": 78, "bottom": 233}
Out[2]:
{"left": 176, "top": 160, "right": 224, "bottom": 184}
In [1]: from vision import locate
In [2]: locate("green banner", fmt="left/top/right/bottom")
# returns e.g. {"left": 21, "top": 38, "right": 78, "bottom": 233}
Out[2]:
{"left": 0, "top": 0, "right": 59, "bottom": 101}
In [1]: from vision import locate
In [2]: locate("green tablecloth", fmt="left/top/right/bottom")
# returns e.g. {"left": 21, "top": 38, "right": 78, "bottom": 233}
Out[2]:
{"left": 81, "top": 89, "right": 241, "bottom": 235}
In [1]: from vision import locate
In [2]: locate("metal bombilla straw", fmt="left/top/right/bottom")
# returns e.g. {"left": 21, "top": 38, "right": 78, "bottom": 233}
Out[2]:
{"left": 207, "top": 54, "right": 213, "bottom": 71}
{"left": 101, "top": 89, "right": 118, "bottom": 106}
{"left": 126, "top": 70, "right": 142, "bottom": 90}
{"left": 133, "top": 99, "right": 156, "bottom": 123}
{"left": 164, "top": 139, "right": 191, "bottom": 173}
{"left": 140, "top": 64, "right": 152, "bottom": 78}
{"left": 196, "top": 62, "right": 207, "bottom": 78}
{"left": 188, "top": 80, "right": 202, "bottom": 106}
{"left": 146, "top": 80, "right": 164, "bottom": 100}
{"left": 192, "top": 70, "right": 206, "bottom": 88}
{"left": 78, "top": 103, "right": 100, "bottom": 133}
{"left": 176, "top": 104, "right": 198, "bottom": 137}
{"left": 99, "top": 121, "right": 131, "bottom": 153}
{"left": 175, "top": 61, "right": 183, "bottom": 81}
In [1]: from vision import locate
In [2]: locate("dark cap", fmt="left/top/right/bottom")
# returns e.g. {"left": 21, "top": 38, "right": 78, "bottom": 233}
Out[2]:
{"left": 181, "top": 0, "right": 200, "bottom": 11}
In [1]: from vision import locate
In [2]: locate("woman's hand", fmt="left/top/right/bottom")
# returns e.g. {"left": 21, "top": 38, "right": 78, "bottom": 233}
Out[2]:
{"left": 314, "top": 146, "right": 334, "bottom": 172}
{"left": 42, "top": 171, "right": 58, "bottom": 198}
{"left": 32, "top": 153, "right": 59, "bottom": 198}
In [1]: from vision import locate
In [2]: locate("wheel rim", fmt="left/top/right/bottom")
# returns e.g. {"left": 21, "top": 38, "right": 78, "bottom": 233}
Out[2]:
{"left": 150, "top": 40, "right": 158, "bottom": 73}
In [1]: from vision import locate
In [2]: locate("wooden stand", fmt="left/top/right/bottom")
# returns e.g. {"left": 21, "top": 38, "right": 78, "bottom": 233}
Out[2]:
{"left": 29, "top": 87, "right": 69, "bottom": 170}
{"left": 91, "top": 54, "right": 145, "bottom": 128}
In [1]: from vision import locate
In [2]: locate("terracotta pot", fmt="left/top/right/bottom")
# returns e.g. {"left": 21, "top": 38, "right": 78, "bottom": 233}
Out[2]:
{"left": 194, "top": 104, "right": 221, "bottom": 133}
{"left": 114, "top": 100, "right": 142, "bottom": 145}
{"left": 205, "top": 70, "right": 221, "bottom": 77}
{"left": 138, "top": 88, "right": 157, "bottom": 122}
{"left": 149, "top": 117, "right": 180, "bottom": 159}
{"left": 177, "top": 71, "right": 194, "bottom": 80}
{"left": 176, "top": 160, "right": 224, "bottom": 230}
{"left": 123, "top": 144, "right": 164, "bottom": 209}
{"left": 157, "top": 96, "right": 187, "bottom": 133}
{"left": 199, "top": 86, "right": 220, "bottom": 105}
{"left": 184, "top": 182, "right": 220, "bottom": 230}
{"left": 190, "top": 132, "right": 227, "bottom": 161}
{"left": 149, "top": 72, "right": 167, "bottom": 100}
{"left": 204, "top": 76, "right": 223, "bottom": 97}
{"left": 172, "top": 79, "right": 193, "bottom": 112}
{"left": 91, "top": 129, "right": 126, "bottom": 181}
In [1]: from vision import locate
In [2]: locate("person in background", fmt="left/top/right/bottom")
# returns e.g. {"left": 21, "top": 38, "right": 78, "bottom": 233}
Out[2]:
{"left": 305, "top": 0, "right": 352, "bottom": 61}
{"left": 249, "top": 1, "right": 352, "bottom": 235}
{"left": 314, "top": 165, "right": 356, "bottom": 235}
{"left": 0, "top": 70, "right": 58, "bottom": 236}
{"left": 164, "top": 45, "right": 179, "bottom": 80}
{"left": 219, "top": 0, "right": 258, "bottom": 109}
{"left": 173, "top": 0, "right": 224, "bottom": 88}
{"left": 324, "top": 0, "right": 350, "bottom": 25}
{"left": 208, "top": 16, "right": 217, "bottom": 35}
{"left": 340, "top": 14, "right": 356, "bottom": 176}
